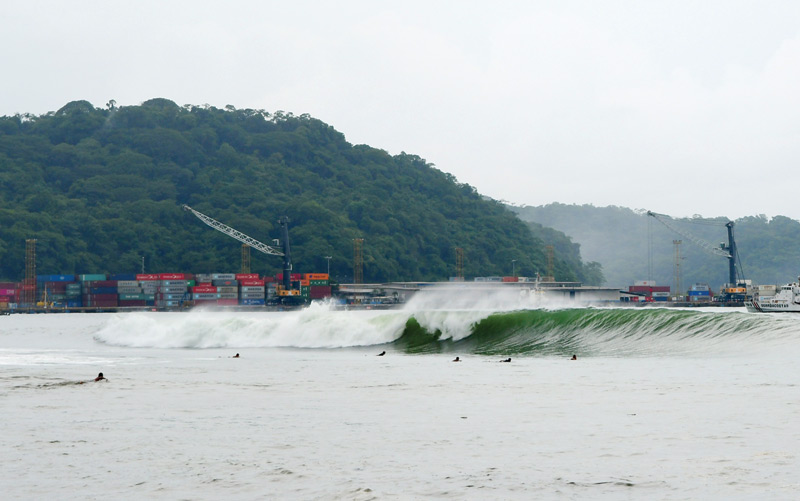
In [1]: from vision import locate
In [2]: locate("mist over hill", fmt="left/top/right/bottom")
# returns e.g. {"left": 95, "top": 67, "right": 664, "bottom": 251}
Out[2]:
{"left": 513, "top": 203, "right": 800, "bottom": 290}
{"left": 0, "top": 99, "right": 601, "bottom": 284}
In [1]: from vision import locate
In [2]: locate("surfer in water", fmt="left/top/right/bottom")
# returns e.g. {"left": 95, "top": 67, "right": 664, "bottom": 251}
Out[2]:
{"left": 233, "top": 353, "right": 240, "bottom": 358}
{"left": 377, "top": 351, "right": 386, "bottom": 356}
{"left": 500, "top": 358, "right": 511, "bottom": 363}
{"left": 452, "top": 357, "right": 461, "bottom": 362}
{"left": 571, "top": 355, "right": 577, "bottom": 360}
{"left": 94, "top": 372, "right": 106, "bottom": 381}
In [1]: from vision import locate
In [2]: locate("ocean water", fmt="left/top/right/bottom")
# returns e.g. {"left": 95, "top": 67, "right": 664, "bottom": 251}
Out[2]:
{"left": 2, "top": 295, "right": 799, "bottom": 500}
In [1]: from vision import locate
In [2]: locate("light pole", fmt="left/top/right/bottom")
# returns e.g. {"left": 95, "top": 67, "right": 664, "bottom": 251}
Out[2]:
{"left": 512, "top": 259, "right": 517, "bottom": 277}
{"left": 325, "top": 256, "right": 332, "bottom": 275}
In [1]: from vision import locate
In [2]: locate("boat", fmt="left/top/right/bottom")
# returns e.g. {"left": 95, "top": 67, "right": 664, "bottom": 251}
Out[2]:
{"left": 746, "top": 279, "right": 800, "bottom": 312}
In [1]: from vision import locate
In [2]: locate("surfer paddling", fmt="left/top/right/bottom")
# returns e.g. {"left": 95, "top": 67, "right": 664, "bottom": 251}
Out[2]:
{"left": 233, "top": 353, "right": 240, "bottom": 358}
{"left": 452, "top": 357, "right": 461, "bottom": 362}
{"left": 94, "top": 372, "right": 106, "bottom": 381}
{"left": 571, "top": 355, "right": 577, "bottom": 360}
{"left": 500, "top": 358, "right": 511, "bottom": 363}
{"left": 377, "top": 351, "right": 386, "bottom": 356}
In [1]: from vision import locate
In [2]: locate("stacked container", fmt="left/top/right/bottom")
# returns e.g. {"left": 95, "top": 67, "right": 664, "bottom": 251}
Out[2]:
{"left": 0, "top": 282, "right": 17, "bottom": 309}
{"left": 237, "top": 274, "right": 265, "bottom": 305}
{"left": 156, "top": 273, "right": 192, "bottom": 309}
{"left": 306, "top": 273, "right": 332, "bottom": 300}
{"left": 688, "top": 283, "right": 712, "bottom": 302}
{"left": 80, "top": 275, "right": 118, "bottom": 308}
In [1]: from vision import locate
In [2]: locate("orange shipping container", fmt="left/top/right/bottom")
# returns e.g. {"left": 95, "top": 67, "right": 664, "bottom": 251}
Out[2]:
{"left": 304, "top": 273, "right": 329, "bottom": 281}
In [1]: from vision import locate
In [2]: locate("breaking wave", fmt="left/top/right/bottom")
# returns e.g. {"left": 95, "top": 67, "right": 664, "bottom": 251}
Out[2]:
{"left": 92, "top": 299, "right": 800, "bottom": 357}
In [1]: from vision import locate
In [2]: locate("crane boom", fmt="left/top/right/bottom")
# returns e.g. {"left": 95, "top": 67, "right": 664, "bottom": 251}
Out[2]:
{"left": 646, "top": 211, "right": 730, "bottom": 258}
{"left": 647, "top": 211, "right": 741, "bottom": 286}
{"left": 183, "top": 205, "right": 284, "bottom": 256}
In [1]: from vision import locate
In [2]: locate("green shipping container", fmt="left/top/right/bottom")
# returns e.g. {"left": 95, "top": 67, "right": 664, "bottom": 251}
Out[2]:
{"left": 78, "top": 274, "right": 107, "bottom": 282}
{"left": 310, "top": 280, "right": 329, "bottom": 286}
{"left": 119, "top": 293, "right": 146, "bottom": 300}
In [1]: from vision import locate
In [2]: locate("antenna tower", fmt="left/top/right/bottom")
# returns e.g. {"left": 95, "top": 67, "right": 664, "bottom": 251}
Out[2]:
{"left": 24, "top": 239, "right": 36, "bottom": 306}
{"left": 353, "top": 238, "right": 364, "bottom": 284}
{"left": 543, "top": 245, "right": 555, "bottom": 282}
{"left": 673, "top": 240, "right": 682, "bottom": 298}
{"left": 241, "top": 244, "right": 251, "bottom": 274}
{"left": 455, "top": 247, "right": 464, "bottom": 281}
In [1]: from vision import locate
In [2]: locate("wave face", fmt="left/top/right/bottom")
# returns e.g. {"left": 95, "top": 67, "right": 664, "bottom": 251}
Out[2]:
{"left": 92, "top": 298, "right": 800, "bottom": 357}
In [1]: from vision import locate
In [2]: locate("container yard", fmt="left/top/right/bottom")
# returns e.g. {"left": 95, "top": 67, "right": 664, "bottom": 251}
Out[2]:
{"left": 0, "top": 272, "right": 332, "bottom": 313}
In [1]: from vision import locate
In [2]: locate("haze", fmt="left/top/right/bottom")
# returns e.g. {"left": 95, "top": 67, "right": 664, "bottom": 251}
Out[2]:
{"left": 2, "top": 1, "right": 799, "bottom": 219}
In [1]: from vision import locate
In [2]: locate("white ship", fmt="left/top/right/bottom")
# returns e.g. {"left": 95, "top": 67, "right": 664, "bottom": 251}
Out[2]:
{"left": 746, "top": 279, "right": 800, "bottom": 312}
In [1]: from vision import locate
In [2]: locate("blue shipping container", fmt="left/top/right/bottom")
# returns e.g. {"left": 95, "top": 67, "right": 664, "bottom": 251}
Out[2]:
{"left": 37, "top": 275, "right": 76, "bottom": 282}
{"left": 109, "top": 274, "right": 137, "bottom": 281}
{"left": 240, "top": 299, "right": 266, "bottom": 305}
{"left": 688, "top": 290, "right": 711, "bottom": 296}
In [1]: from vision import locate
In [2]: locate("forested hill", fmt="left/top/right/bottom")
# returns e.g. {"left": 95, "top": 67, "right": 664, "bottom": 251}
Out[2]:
{"left": 0, "top": 99, "right": 601, "bottom": 284}
{"left": 513, "top": 203, "right": 800, "bottom": 290}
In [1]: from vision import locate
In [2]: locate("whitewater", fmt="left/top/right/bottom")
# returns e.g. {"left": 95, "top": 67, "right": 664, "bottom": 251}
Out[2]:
{"left": 2, "top": 293, "right": 799, "bottom": 500}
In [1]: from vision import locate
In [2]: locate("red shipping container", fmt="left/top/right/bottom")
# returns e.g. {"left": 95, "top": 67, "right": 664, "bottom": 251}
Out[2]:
{"left": 119, "top": 300, "right": 147, "bottom": 307}
{"left": 263, "top": 276, "right": 275, "bottom": 283}
{"left": 239, "top": 279, "right": 265, "bottom": 286}
{"left": 235, "top": 274, "right": 261, "bottom": 280}
{"left": 83, "top": 294, "right": 118, "bottom": 301}
{"left": 502, "top": 276, "right": 519, "bottom": 282}
{"left": 192, "top": 286, "right": 218, "bottom": 293}
{"left": 159, "top": 273, "right": 192, "bottom": 280}
{"left": 216, "top": 298, "right": 239, "bottom": 306}
{"left": 276, "top": 273, "right": 302, "bottom": 281}
{"left": 137, "top": 274, "right": 160, "bottom": 281}
{"left": 82, "top": 280, "right": 118, "bottom": 288}
{"left": 309, "top": 285, "right": 332, "bottom": 299}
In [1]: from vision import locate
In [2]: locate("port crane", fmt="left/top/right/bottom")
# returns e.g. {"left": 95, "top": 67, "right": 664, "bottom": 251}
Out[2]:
{"left": 183, "top": 205, "right": 296, "bottom": 297}
{"left": 647, "top": 211, "right": 743, "bottom": 287}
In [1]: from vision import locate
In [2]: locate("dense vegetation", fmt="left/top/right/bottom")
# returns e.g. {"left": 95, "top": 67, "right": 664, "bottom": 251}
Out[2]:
{"left": 0, "top": 99, "right": 601, "bottom": 284}
{"left": 514, "top": 203, "right": 800, "bottom": 290}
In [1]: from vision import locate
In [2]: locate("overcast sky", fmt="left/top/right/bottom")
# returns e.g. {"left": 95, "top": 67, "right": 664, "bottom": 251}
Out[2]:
{"left": 3, "top": 1, "right": 799, "bottom": 220}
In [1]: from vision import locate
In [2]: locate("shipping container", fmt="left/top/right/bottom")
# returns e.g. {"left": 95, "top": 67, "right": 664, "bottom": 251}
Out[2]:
{"left": 192, "top": 286, "right": 218, "bottom": 293}
{"left": 192, "top": 293, "right": 219, "bottom": 300}
{"left": 688, "top": 290, "right": 711, "bottom": 296}
{"left": 161, "top": 280, "right": 188, "bottom": 287}
{"left": 109, "top": 274, "right": 137, "bottom": 281}
{"left": 82, "top": 280, "right": 118, "bottom": 288}
{"left": 240, "top": 286, "right": 265, "bottom": 293}
{"left": 276, "top": 273, "right": 302, "bottom": 281}
{"left": 309, "top": 280, "right": 329, "bottom": 286}
{"left": 159, "top": 273, "right": 192, "bottom": 280}
{"left": 304, "top": 273, "right": 329, "bottom": 281}
{"left": 37, "top": 274, "right": 76, "bottom": 282}
{"left": 502, "top": 276, "right": 519, "bottom": 282}
{"left": 136, "top": 274, "right": 160, "bottom": 281}
{"left": 240, "top": 292, "right": 265, "bottom": 299}
{"left": 119, "top": 300, "right": 147, "bottom": 307}
{"left": 212, "top": 279, "right": 238, "bottom": 287}
{"left": 235, "top": 274, "right": 260, "bottom": 280}
{"left": 212, "top": 273, "right": 237, "bottom": 280}
{"left": 216, "top": 298, "right": 239, "bottom": 306}
{"left": 79, "top": 274, "right": 107, "bottom": 282}
{"left": 239, "top": 279, "right": 265, "bottom": 287}
{"left": 309, "top": 285, "right": 332, "bottom": 299}
{"left": 217, "top": 292, "right": 239, "bottom": 299}
{"left": 240, "top": 298, "right": 266, "bottom": 305}
{"left": 118, "top": 293, "right": 146, "bottom": 300}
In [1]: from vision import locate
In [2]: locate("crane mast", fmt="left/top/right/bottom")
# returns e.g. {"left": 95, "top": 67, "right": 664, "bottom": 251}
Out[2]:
{"left": 183, "top": 205, "right": 293, "bottom": 291}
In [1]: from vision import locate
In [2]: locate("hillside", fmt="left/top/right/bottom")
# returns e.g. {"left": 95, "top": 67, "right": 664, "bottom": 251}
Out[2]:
{"left": 513, "top": 203, "right": 800, "bottom": 290}
{"left": 0, "top": 99, "right": 600, "bottom": 284}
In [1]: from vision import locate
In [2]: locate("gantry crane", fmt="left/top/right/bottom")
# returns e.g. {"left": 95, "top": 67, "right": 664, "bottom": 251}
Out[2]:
{"left": 183, "top": 205, "right": 298, "bottom": 299}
